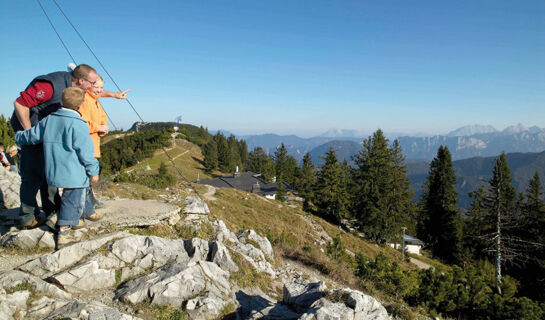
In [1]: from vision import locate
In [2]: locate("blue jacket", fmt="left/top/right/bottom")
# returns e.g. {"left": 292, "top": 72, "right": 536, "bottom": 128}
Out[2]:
{"left": 15, "top": 108, "right": 99, "bottom": 188}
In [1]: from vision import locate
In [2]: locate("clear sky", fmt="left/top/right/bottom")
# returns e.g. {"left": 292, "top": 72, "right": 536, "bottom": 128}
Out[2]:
{"left": 1, "top": 1, "right": 544, "bottom": 137}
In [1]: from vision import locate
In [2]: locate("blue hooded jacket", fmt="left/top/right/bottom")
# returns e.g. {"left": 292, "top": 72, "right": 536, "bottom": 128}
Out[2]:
{"left": 15, "top": 108, "right": 99, "bottom": 188}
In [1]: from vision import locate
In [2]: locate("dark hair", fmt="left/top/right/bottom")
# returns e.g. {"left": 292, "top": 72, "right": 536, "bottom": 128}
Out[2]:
{"left": 71, "top": 64, "right": 97, "bottom": 81}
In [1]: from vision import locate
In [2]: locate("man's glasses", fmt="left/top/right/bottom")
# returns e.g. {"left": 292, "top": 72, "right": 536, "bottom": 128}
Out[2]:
{"left": 82, "top": 78, "right": 96, "bottom": 86}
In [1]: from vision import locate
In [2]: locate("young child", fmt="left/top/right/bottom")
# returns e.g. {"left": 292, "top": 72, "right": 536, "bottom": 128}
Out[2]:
{"left": 78, "top": 74, "right": 108, "bottom": 208}
{"left": 15, "top": 87, "right": 99, "bottom": 246}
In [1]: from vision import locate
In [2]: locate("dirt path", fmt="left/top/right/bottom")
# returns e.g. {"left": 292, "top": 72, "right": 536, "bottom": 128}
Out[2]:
{"left": 410, "top": 257, "right": 431, "bottom": 269}
{"left": 203, "top": 185, "right": 217, "bottom": 201}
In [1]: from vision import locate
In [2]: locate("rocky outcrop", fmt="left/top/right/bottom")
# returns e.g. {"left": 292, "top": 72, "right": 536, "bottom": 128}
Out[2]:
{"left": 0, "top": 166, "right": 21, "bottom": 209}
{"left": 183, "top": 196, "right": 210, "bottom": 214}
{"left": 1, "top": 227, "right": 55, "bottom": 249}
{"left": 0, "top": 207, "right": 391, "bottom": 320}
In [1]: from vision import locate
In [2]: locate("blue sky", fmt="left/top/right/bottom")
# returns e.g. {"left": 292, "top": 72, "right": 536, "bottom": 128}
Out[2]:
{"left": 1, "top": 1, "right": 544, "bottom": 137}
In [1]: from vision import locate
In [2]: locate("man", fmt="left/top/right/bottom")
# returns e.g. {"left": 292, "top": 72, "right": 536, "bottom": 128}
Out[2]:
{"left": 12, "top": 64, "right": 129, "bottom": 228}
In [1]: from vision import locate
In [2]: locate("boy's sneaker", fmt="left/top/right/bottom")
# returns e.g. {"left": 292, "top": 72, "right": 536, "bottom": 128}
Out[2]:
{"left": 56, "top": 227, "right": 76, "bottom": 249}
{"left": 72, "top": 219, "right": 86, "bottom": 230}
{"left": 86, "top": 212, "right": 103, "bottom": 221}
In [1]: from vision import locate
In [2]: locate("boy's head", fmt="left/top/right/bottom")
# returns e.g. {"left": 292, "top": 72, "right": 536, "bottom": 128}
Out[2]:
{"left": 62, "top": 87, "right": 85, "bottom": 111}
{"left": 0, "top": 143, "right": 4, "bottom": 152}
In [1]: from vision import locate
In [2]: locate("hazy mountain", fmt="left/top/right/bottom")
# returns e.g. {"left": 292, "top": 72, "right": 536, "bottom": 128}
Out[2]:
{"left": 407, "top": 150, "right": 545, "bottom": 209}
{"left": 308, "top": 140, "right": 362, "bottom": 165}
{"left": 242, "top": 133, "right": 360, "bottom": 162}
{"left": 319, "top": 129, "right": 362, "bottom": 138}
{"left": 447, "top": 124, "right": 498, "bottom": 137}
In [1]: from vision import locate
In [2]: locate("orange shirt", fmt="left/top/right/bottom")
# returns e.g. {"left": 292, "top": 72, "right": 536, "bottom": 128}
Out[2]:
{"left": 79, "top": 91, "right": 107, "bottom": 158}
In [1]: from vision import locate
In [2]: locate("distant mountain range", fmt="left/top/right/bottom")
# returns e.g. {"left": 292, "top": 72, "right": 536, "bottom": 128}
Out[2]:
{"left": 240, "top": 124, "right": 545, "bottom": 162}
{"left": 407, "top": 150, "right": 545, "bottom": 209}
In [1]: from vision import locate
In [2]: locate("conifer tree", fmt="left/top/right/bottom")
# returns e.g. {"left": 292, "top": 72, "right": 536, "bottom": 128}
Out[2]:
{"left": 276, "top": 178, "right": 286, "bottom": 202}
{"left": 274, "top": 143, "right": 289, "bottom": 181}
{"left": 298, "top": 152, "right": 317, "bottom": 211}
{"left": 352, "top": 130, "right": 414, "bottom": 243}
{"left": 202, "top": 140, "right": 218, "bottom": 171}
{"left": 419, "top": 146, "right": 462, "bottom": 264}
{"left": 315, "top": 147, "right": 348, "bottom": 223}
{"left": 483, "top": 152, "right": 518, "bottom": 294}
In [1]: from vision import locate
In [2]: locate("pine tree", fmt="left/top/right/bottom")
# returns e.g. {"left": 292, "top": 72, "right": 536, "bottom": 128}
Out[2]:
{"left": 419, "top": 146, "right": 462, "bottom": 264}
{"left": 483, "top": 152, "right": 518, "bottom": 294}
{"left": 274, "top": 143, "right": 289, "bottom": 181}
{"left": 298, "top": 152, "right": 317, "bottom": 211}
{"left": 202, "top": 140, "right": 218, "bottom": 171}
{"left": 276, "top": 178, "right": 286, "bottom": 202}
{"left": 352, "top": 130, "right": 414, "bottom": 243}
{"left": 315, "top": 147, "right": 348, "bottom": 223}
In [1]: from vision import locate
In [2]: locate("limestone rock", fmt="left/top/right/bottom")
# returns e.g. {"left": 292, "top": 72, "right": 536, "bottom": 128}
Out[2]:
{"left": 209, "top": 241, "right": 238, "bottom": 272}
{"left": 184, "top": 238, "right": 210, "bottom": 262}
{"left": 211, "top": 219, "right": 237, "bottom": 243}
{"left": 0, "top": 270, "right": 71, "bottom": 300}
{"left": 111, "top": 235, "right": 190, "bottom": 269}
{"left": 238, "top": 229, "right": 274, "bottom": 259}
{"left": 183, "top": 196, "right": 210, "bottom": 214}
{"left": 115, "top": 261, "right": 232, "bottom": 315}
{"left": 236, "top": 290, "right": 299, "bottom": 320}
{"left": 49, "top": 260, "right": 116, "bottom": 293}
{"left": 1, "top": 227, "right": 54, "bottom": 250}
{"left": 300, "top": 298, "right": 355, "bottom": 320}
{"left": 17, "top": 231, "right": 130, "bottom": 278}
{"left": 283, "top": 279, "right": 328, "bottom": 312}
{"left": 0, "top": 166, "right": 21, "bottom": 209}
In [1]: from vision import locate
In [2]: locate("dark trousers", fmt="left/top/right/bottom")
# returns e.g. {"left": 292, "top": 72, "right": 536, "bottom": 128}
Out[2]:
{"left": 18, "top": 144, "right": 60, "bottom": 224}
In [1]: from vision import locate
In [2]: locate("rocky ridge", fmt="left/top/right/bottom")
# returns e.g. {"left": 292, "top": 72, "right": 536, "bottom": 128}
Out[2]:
{"left": 0, "top": 193, "right": 391, "bottom": 320}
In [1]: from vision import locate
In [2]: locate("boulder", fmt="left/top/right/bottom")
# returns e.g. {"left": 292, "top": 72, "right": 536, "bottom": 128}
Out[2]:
{"left": 300, "top": 298, "right": 355, "bottom": 320}
{"left": 209, "top": 241, "right": 238, "bottom": 272}
{"left": 283, "top": 279, "right": 328, "bottom": 312}
{"left": 183, "top": 196, "right": 210, "bottom": 214}
{"left": 1, "top": 227, "right": 55, "bottom": 250}
{"left": 235, "top": 290, "right": 299, "bottom": 320}
{"left": 238, "top": 229, "right": 274, "bottom": 259}
{"left": 115, "top": 260, "right": 233, "bottom": 317}
{"left": 49, "top": 260, "right": 116, "bottom": 293}
{"left": 111, "top": 235, "right": 190, "bottom": 269}
{"left": 17, "top": 231, "right": 130, "bottom": 278}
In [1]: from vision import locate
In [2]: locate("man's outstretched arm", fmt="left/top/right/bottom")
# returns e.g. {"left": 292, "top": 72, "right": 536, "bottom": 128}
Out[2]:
{"left": 101, "top": 89, "right": 131, "bottom": 99}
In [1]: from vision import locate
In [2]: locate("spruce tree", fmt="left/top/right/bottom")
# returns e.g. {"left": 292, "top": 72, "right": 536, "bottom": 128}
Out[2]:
{"left": 315, "top": 147, "right": 348, "bottom": 224}
{"left": 419, "top": 146, "right": 462, "bottom": 264}
{"left": 352, "top": 130, "right": 414, "bottom": 243}
{"left": 274, "top": 143, "right": 289, "bottom": 182}
{"left": 202, "top": 140, "right": 218, "bottom": 171}
{"left": 483, "top": 152, "right": 518, "bottom": 294}
{"left": 298, "top": 152, "right": 317, "bottom": 211}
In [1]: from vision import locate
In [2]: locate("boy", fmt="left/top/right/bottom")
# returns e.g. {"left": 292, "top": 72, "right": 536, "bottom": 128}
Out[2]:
{"left": 15, "top": 87, "right": 99, "bottom": 247}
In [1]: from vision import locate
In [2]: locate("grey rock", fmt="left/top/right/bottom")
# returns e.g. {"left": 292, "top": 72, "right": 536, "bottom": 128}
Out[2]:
{"left": 115, "top": 261, "right": 232, "bottom": 309}
{"left": 300, "top": 298, "right": 355, "bottom": 320}
{"left": 17, "top": 231, "right": 130, "bottom": 278}
{"left": 211, "top": 219, "right": 237, "bottom": 243}
{"left": 0, "top": 270, "right": 71, "bottom": 300}
{"left": 1, "top": 228, "right": 51, "bottom": 249}
{"left": 238, "top": 229, "right": 274, "bottom": 259}
{"left": 49, "top": 260, "right": 116, "bottom": 293}
{"left": 38, "top": 231, "right": 55, "bottom": 249}
{"left": 209, "top": 241, "right": 238, "bottom": 272}
{"left": 230, "top": 240, "right": 276, "bottom": 277}
{"left": 343, "top": 289, "right": 390, "bottom": 320}
{"left": 111, "top": 235, "right": 189, "bottom": 269}
{"left": 43, "top": 300, "right": 143, "bottom": 320}
{"left": 283, "top": 279, "right": 328, "bottom": 312}
{"left": 236, "top": 290, "right": 299, "bottom": 320}
{"left": 184, "top": 238, "right": 210, "bottom": 262}
{"left": 186, "top": 291, "right": 231, "bottom": 320}
{"left": 183, "top": 196, "right": 210, "bottom": 214}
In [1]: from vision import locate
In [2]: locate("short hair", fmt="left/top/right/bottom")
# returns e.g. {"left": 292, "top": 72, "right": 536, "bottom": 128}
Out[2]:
{"left": 0, "top": 143, "right": 4, "bottom": 148}
{"left": 6, "top": 145, "right": 17, "bottom": 154}
{"left": 62, "top": 87, "right": 85, "bottom": 111}
{"left": 71, "top": 64, "right": 97, "bottom": 81}
{"left": 97, "top": 74, "right": 104, "bottom": 82}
